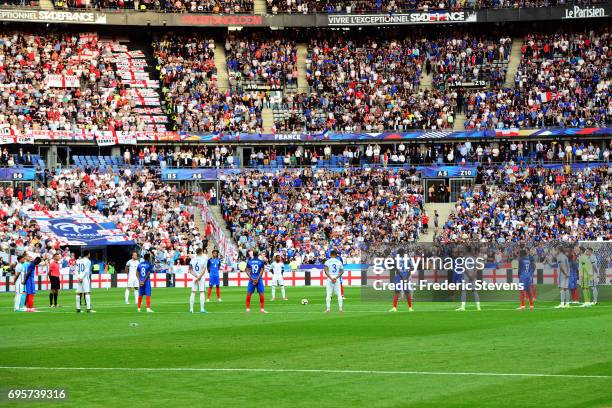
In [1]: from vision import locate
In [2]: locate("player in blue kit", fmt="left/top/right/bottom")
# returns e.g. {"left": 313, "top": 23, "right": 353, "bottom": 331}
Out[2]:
{"left": 245, "top": 251, "right": 267, "bottom": 313}
{"left": 517, "top": 250, "right": 534, "bottom": 310}
{"left": 207, "top": 249, "right": 222, "bottom": 302}
{"left": 137, "top": 253, "right": 154, "bottom": 313}
{"left": 388, "top": 265, "right": 413, "bottom": 312}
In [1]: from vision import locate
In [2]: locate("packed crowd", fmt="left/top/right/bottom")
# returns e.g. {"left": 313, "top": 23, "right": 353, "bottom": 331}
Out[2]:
{"left": 220, "top": 168, "right": 424, "bottom": 264}
{"left": 266, "top": 0, "right": 606, "bottom": 14}
{"left": 121, "top": 145, "right": 237, "bottom": 168}
{"left": 438, "top": 165, "right": 612, "bottom": 242}
{"left": 426, "top": 35, "right": 511, "bottom": 88}
{"left": 54, "top": 0, "right": 253, "bottom": 13}
{"left": 275, "top": 32, "right": 515, "bottom": 133}
{"left": 155, "top": 34, "right": 264, "bottom": 133}
{"left": 0, "top": 167, "right": 206, "bottom": 263}
{"left": 463, "top": 29, "right": 611, "bottom": 129}
{"left": 226, "top": 34, "right": 298, "bottom": 89}
{"left": 244, "top": 140, "right": 611, "bottom": 168}
{"left": 0, "top": 31, "right": 165, "bottom": 133}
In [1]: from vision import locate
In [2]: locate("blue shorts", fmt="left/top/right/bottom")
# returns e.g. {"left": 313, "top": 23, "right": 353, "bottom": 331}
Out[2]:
{"left": 209, "top": 274, "right": 220, "bottom": 287}
{"left": 25, "top": 278, "right": 36, "bottom": 295}
{"left": 519, "top": 275, "right": 532, "bottom": 291}
{"left": 139, "top": 284, "right": 151, "bottom": 296}
{"left": 247, "top": 279, "right": 265, "bottom": 294}
{"left": 568, "top": 272, "right": 578, "bottom": 289}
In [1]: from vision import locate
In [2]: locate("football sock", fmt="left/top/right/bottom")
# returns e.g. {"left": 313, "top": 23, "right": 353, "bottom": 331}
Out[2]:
{"left": 134, "top": 290, "right": 138, "bottom": 304}
{"left": 520, "top": 291, "right": 525, "bottom": 307}
{"left": 271, "top": 285, "right": 276, "bottom": 299}
{"left": 560, "top": 290, "right": 565, "bottom": 304}
{"left": 592, "top": 287, "right": 598, "bottom": 303}
{"left": 146, "top": 296, "right": 151, "bottom": 308}
{"left": 125, "top": 288, "right": 129, "bottom": 303}
{"left": 189, "top": 293, "right": 195, "bottom": 311}
{"left": 14, "top": 292, "right": 21, "bottom": 310}
{"left": 392, "top": 293, "right": 399, "bottom": 308}
{"left": 280, "top": 286, "right": 285, "bottom": 299}
{"left": 531, "top": 284, "right": 537, "bottom": 299}
{"left": 199, "top": 292, "right": 205, "bottom": 311}
{"left": 216, "top": 287, "right": 221, "bottom": 299}
{"left": 138, "top": 296, "right": 143, "bottom": 309}
{"left": 85, "top": 294, "right": 91, "bottom": 310}
{"left": 340, "top": 285, "right": 345, "bottom": 297}
{"left": 407, "top": 294, "right": 412, "bottom": 308}
{"left": 54, "top": 292, "right": 58, "bottom": 306}
{"left": 50, "top": 293, "right": 53, "bottom": 307}
{"left": 337, "top": 290, "right": 343, "bottom": 310}
{"left": 76, "top": 295, "right": 81, "bottom": 310}
{"left": 207, "top": 287, "right": 212, "bottom": 299}
{"left": 526, "top": 290, "right": 533, "bottom": 307}
{"left": 246, "top": 293, "right": 252, "bottom": 309}
{"left": 582, "top": 289, "right": 591, "bottom": 303}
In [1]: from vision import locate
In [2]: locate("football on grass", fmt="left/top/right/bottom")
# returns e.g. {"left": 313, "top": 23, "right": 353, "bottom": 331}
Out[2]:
{"left": 301, "top": 298, "right": 309, "bottom": 305}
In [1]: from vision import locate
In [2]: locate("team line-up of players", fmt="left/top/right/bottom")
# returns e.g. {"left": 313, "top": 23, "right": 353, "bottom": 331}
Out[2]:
{"left": 9, "top": 249, "right": 347, "bottom": 314}
{"left": 9, "top": 248, "right": 600, "bottom": 313}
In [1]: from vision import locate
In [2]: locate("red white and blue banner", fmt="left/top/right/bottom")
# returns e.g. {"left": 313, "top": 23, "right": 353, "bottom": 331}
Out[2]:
{"left": 23, "top": 211, "right": 135, "bottom": 247}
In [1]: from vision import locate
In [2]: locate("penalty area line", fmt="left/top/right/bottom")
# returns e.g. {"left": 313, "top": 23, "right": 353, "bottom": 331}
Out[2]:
{"left": 0, "top": 366, "right": 610, "bottom": 380}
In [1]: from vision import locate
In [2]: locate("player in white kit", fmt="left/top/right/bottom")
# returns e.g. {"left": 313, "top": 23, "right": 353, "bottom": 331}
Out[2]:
{"left": 189, "top": 248, "right": 208, "bottom": 313}
{"left": 125, "top": 252, "right": 140, "bottom": 305}
{"left": 269, "top": 255, "right": 288, "bottom": 301}
{"left": 324, "top": 250, "right": 344, "bottom": 313}
{"left": 75, "top": 252, "right": 95, "bottom": 313}
{"left": 11, "top": 255, "right": 26, "bottom": 312}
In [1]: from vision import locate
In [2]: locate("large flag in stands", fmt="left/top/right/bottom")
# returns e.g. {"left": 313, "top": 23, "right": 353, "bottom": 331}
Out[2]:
{"left": 24, "top": 211, "right": 134, "bottom": 247}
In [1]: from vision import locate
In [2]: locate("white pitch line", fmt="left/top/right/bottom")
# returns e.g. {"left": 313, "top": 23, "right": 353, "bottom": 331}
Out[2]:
{"left": 0, "top": 366, "right": 610, "bottom": 380}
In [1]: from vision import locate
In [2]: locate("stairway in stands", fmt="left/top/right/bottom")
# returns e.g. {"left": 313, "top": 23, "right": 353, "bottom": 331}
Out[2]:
{"left": 214, "top": 42, "right": 230, "bottom": 91}
{"left": 296, "top": 43, "right": 309, "bottom": 93}
{"left": 418, "top": 203, "right": 456, "bottom": 243}
{"left": 503, "top": 37, "right": 524, "bottom": 88}
{"left": 420, "top": 70, "right": 434, "bottom": 91}
{"left": 100, "top": 36, "right": 168, "bottom": 132}
{"left": 261, "top": 108, "right": 274, "bottom": 132}
{"left": 253, "top": 0, "right": 267, "bottom": 14}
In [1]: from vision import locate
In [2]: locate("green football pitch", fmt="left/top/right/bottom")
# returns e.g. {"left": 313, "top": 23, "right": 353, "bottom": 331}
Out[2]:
{"left": 1, "top": 287, "right": 611, "bottom": 408}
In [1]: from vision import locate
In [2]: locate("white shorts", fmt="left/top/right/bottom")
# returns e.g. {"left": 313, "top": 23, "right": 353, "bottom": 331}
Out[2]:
{"left": 191, "top": 278, "right": 206, "bottom": 292}
{"left": 76, "top": 278, "right": 91, "bottom": 293}
{"left": 271, "top": 276, "right": 285, "bottom": 286}
{"left": 127, "top": 275, "right": 139, "bottom": 288}
{"left": 558, "top": 273, "right": 569, "bottom": 289}
{"left": 325, "top": 279, "right": 342, "bottom": 297}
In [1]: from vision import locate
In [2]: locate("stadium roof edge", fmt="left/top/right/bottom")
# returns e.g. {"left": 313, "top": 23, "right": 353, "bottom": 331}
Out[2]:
{"left": 0, "top": 4, "right": 608, "bottom": 28}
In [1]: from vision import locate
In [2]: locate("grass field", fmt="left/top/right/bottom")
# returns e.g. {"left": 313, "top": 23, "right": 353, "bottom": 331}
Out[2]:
{"left": 1, "top": 287, "right": 611, "bottom": 408}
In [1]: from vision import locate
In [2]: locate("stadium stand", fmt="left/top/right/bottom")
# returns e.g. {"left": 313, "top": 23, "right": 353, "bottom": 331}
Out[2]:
{"left": 463, "top": 29, "right": 611, "bottom": 129}
{"left": 219, "top": 168, "right": 425, "bottom": 263}
{"left": 437, "top": 165, "right": 612, "bottom": 242}
{"left": 154, "top": 34, "right": 264, "bottom": 133}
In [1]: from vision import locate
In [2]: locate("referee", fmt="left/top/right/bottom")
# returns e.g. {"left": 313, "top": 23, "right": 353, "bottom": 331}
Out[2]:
{"left": 48, "top": 253, "right": 61, "bottom": 308}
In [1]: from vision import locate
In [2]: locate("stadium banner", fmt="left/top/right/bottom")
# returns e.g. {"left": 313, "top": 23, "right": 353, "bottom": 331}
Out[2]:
{"left": 23, "top": 211, "right": 135, "bottom": 247}
{"left": 0, "top": 127, "right": 609, "bottom": 144}
{"left": 0, "top": 9, "right": 107, "bottom": 24}
{"left": 326, "top": 11, "right": 477, "bottom": 26}
{"left": 179, "top": 127, "right": 612, "bottom": 143}
{"left": 194, "top": 197, "right": 240, "bottom": 268}
{"left": 0, "top": 5, "right": 608, "bottom": 28}
{"left": 0, "top": 168, "right": 35, "bottom": 181}
{"left": 161, "top": 168, "right": 221, "bottom": 181}
{"left": 419, "top": 165, "right": 477, "bottom": 178}
{"left": 46, "top": 74, "right": 80, "bottom": 88}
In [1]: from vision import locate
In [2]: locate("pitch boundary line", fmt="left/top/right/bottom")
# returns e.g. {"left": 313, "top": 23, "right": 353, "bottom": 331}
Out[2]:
{"left": 0, "top": 366, "right": 610, "bottom": 379}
